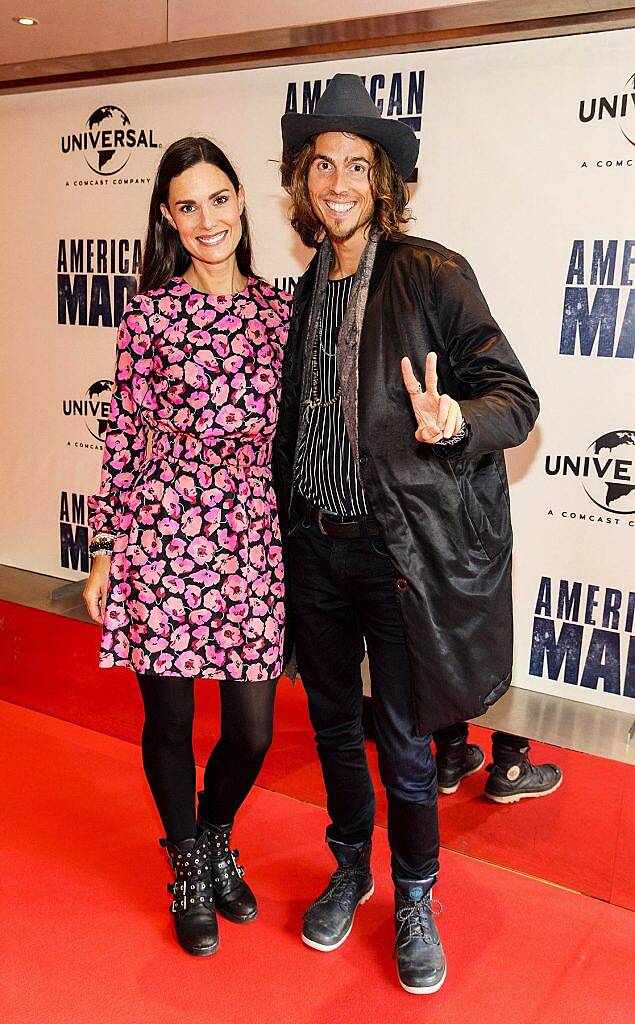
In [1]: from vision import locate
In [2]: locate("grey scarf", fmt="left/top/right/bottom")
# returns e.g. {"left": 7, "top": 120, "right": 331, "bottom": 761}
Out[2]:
{"left": 298, "top": 230, "right": 379, "bottom": 466}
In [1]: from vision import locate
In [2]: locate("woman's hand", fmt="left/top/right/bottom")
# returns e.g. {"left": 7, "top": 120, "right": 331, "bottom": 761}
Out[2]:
{"left": 83, "top": 553, "right": 112, "bottom": 625}
{"left": 401, "top": 352, "right": 463, "bottom": 443}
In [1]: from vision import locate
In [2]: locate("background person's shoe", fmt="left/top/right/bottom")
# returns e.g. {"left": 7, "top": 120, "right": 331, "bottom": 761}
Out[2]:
{"left": 484, "top": 732, "right": 563, "bottom": 804}
{"left": 302, "top": 839, "right": 373, "bottom": 952}
{"left": 393, "top": 881, "right": 446, "bottom": 995}
{"left": 434, "top": 722, "right": 485, "bottom": 795}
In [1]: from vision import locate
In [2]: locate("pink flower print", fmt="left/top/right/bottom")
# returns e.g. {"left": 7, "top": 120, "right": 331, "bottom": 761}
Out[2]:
{"left": 250, "top": 597, "right": 268, "bottom": 617}
{"left": 182, "top": 509, "right": 203, "bottom": 537}
{"left": 158, "top": 295, "right": 180, "bottom": 317}
{"left": 149, "top": 313, "right": 169, "bottom": 333}
{"left": 264, "top": 618, "right": 279, "bottom": 642}
{"left": 173, "top": 411, "right": 194, "bottom": 434}
{"left": 230, "top": 372, "right": 247, "bottom": 402}
{"left": 138, "top": 294, "right": 155, "bottom": 316}
{"left": 249, "top": 543, "right": 266, "bottom": 571}
{"left": 172, "top": 625, "right": 191, "bottom": 652}
{"left": 190, "top": 608, "right": 213, "bottom": 626}
{"left": 111, "top": 636, "right": 129, "bottom": 659}
{"left": 212, "top": 333, "right": 230, "bottom": 357}
{"left": 128, "top": 599, "right": 150, "bottom": 620}
{"left": 252, "top": 575, "right": 271, "bottom": 598}
{"left": 146, "top": 636, "right": 170, "bottom": 654}
{"left": 246, "top": 663, "right": 268, "bottom": 681}
{"left": 157, "top": 516, "right": 179, "bottom": 538}
{"left": 210, "top": 293, "right": 233, "bottom": 312}
{"left": 190, "top": 567, "right": 221, "bottom": 588}
{"left": 172, "top": 556, "right": 196, "bottom": 575}
{"left": 245, "top": 393, "right": 266, "bottom": 415}
{"left": 165, "top": 320, "right": 187, "bottom": 345}
{"left": 175, "top": 652, "right": 204, "bottom": 675}
{"left": 165, "top": 596, "right": 186, "bottom": 621}
{"left": 252, "top": 368, "right": 276, "bottom": 395}
{"left": 185, "top": 361, "right": 208, "bottom": 391}
{"left": 166, "top": 536, "right": 187, "bottom": 558}
{"left": 269, "top": 543, "right": 283, "bottom": 567}
{"left": 188, "top": 390, "right": 210, "bottom": 411}
{"left": 203, "top": 589, "right": 226, "bottom": 615}
{"left": 209, "top": 377, "right": 230, "bottom": 406}
{"left": 131, "top": 647, "right": 149, "bottom": 672}
{"left": 261, "top": 308, "right": 282, "bottom": 328}
{"left": 217, "top": 552, "right": 239, "bottom": 577}
{"left": 192, "top": 308, "right": 218, "bottom": 328}
{"left": 224, "top": 574, "right": 248, "bottom": 602}
{"left": 215, "top": 624, "right": 241, "bottom": 649}
{"left": 233, "top": 298, "right": 258, "bottom": 319}
{"left": 226, "top": 506, "right": 248, "bottom": 533}
{"left": 127, "top": 313, "right": 148, "bottom": 333}
{"left": 154, "top": 652, "right": 175, "bottom": 673}
{"left": 217, "top": 528, "right": 238, "bottom": 552}
{"left": 256, "top": 343, "right": 274, "bottom": 366}
{"left": 248, "top": 497, "right": 266, "bottom": 518}
{"left": 185, "top": 293, "right": 205, "bottom": 314}
{"left": 231, "top": 335, "right": 254, "bottom": 358}
{"left": 184, "top": 584, "right": 202, "bottom": 608}
{"left": 149, "top": 607, "right": 170, "bottom": 635}
{"left": 104, "top": 605, "right": 127, "bottom": 629}
{"left": 228, "top": 602, "right": 249, "bottom": 623}
{"left": 222, "top": 355, "right": 242, "bottom": 374}
{"left": 216, "top": 314, "right": 242, "bottom": 332}
{"left": 187, "top": 536, "right": 219, "bottom": 566}
{"left": 205, "top": 646, "right": 227, "bottom": 668}
{"left": 163, "top": 574, "right": 186, "bottom": 594}
{"left": 246, "top": 319, "right": 266, "bottom": 344}
{"left": 225, "top": 651, "right": 244, "bottom": 678}
{"left": 217, "top": 405, "right": 244, "bottom": 431}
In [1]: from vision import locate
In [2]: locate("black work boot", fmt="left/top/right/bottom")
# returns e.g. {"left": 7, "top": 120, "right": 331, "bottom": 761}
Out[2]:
{"left": 394, "top": 880, "right": 446, "bottom": 994}
{"left": 484, "top": 732, "right": 563, "bottom": 804}
{"left": 160, "top": 831, "right": 219, "bottom": 956}
{"left": 434, "top": 723, "right": 485, "bottom": 795}
{"left": 198, "top": 803, "right": 258, "bottom": 923}
{"left": 302, "top": 840, "right": 374, "bottom": 952}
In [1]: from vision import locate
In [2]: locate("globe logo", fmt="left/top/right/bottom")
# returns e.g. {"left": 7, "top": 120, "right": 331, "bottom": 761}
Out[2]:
{"left": 84, "top": 106, "right": 132, "bottom": 175}
{"left": 85, "top": 380, "right": 113, "bottom": 440}
{"left": 583, "top": 430, "right": 635, "bottom": 514}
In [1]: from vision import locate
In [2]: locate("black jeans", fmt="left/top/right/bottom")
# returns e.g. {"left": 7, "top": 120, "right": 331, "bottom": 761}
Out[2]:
{"left": 286, "top": 509, "right": 439, "bottom": 884}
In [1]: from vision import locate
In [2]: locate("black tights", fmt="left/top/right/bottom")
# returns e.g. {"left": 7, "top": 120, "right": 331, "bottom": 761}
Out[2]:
{"left": 136, "top": 673, "right": 277, "bottom": 843}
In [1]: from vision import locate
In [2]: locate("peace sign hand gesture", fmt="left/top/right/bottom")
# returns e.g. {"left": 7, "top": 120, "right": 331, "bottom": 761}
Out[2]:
{"left": 401, "top": 352, "right": 463, "bottom": 444}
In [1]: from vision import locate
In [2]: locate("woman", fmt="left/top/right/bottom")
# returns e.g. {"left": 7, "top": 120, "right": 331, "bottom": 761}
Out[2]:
{"left": 83, "top": 137, "right": 291, "bottom": 957}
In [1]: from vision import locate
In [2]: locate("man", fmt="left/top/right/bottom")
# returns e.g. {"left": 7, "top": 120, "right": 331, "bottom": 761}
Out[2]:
{"left": 273, "top": 74, "right": 539, "bottom": 995}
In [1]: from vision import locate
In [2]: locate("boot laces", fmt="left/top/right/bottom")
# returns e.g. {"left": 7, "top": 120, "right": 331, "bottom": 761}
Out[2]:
{"left": 311, "top": 864, "right": 368, "bottom": 913}
{"left": 393, "top": 893, "right": 442, "bottom": 955}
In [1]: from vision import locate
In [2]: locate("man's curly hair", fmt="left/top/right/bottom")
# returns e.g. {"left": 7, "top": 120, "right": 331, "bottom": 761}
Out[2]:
{"left": 280, "top": 133, "right": 412, "bottom": 249}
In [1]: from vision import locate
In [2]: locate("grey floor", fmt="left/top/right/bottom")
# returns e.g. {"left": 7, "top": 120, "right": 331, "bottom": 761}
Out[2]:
{"left": 2, "top": 562, "right": 634, "bottom": 766}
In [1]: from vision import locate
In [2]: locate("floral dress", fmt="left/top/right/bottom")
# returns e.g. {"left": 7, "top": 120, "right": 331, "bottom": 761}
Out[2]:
{"left": 87, "top": 275, "right": 291, "bottom": 681}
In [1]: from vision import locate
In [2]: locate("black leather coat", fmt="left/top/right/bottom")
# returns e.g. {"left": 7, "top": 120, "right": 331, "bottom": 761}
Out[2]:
{"left": 273, "top": 234, "right": 540, "bottom": 735}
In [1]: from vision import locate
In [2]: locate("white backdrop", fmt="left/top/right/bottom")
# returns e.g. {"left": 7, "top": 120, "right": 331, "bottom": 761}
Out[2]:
{"left": 0, "top": 29, "right": 633, "bottom": 711}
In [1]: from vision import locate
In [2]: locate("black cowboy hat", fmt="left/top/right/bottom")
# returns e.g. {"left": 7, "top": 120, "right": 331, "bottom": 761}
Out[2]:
{"left": 281, "top": 73, "right": 419, "bottom": 179}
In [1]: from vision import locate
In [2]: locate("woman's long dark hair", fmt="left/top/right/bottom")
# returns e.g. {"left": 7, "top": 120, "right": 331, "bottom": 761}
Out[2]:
{"left": 138, "top": 137, "right": 255, "bottom": 294}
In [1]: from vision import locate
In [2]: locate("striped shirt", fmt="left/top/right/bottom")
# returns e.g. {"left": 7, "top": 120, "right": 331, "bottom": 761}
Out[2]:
{"left": 294, "top": 275, "right": 369, "bottom": 516}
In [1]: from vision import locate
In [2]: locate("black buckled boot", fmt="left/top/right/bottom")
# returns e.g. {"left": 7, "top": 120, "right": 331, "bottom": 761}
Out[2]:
{"left": 394, "top": 880, "right": 446, "bottom": 994}
{"left": 484, "top": 732, "right": 563, "bottom": 804}
{"left": 434, "top": 722, "right": 485, "bottom": 795}
{"left": 197, "top": 810, "right": 258, "bottom": 923}
{"left": 302, "top": 840, "right": 374, "bottom": 952}
{"left": 160, "top": 831, "right": 219, "bottom": 957}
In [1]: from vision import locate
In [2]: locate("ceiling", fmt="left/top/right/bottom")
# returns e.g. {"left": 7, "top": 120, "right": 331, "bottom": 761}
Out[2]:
{"left": 1, "top": 0, "right": 634, "bottom": 91}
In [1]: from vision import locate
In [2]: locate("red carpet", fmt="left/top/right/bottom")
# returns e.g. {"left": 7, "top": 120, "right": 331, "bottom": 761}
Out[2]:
{"left": 2, "top": 700, "right": 634, "bottom": 1024}
{"left": 1, "top": 598, "right": 634, "bottom": 909}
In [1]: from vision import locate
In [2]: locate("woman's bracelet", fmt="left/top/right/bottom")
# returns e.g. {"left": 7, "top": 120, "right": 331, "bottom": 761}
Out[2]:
{"left": 89, "top": 533, "right": 115, "bottom": 558}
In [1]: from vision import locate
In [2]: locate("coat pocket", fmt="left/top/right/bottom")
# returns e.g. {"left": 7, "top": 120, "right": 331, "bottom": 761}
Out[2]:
{"left": 452, "top": 455, "right": 511, "bottom": 561}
